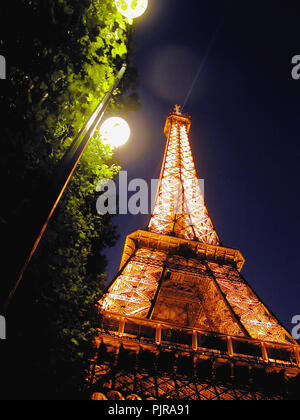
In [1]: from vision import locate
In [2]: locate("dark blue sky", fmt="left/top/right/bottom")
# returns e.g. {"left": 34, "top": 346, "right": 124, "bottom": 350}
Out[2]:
{"left": 105, "top": 0, "right": 300, "bottom": 333}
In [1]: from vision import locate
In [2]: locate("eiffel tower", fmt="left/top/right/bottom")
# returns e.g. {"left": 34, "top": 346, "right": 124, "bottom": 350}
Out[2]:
{"left": 88, "top": 107, "right": 300, "bottom": 400}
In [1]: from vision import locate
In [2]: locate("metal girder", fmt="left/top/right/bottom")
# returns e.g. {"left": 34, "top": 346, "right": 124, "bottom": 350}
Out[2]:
{"left": 100, "top": 249, "right": 167, "bottom": 318}
{"left": 208, "top": 262, "right": 296, "bottom": 345}
{"left": 88, "top": 363, "right": 285, "bottom": 401}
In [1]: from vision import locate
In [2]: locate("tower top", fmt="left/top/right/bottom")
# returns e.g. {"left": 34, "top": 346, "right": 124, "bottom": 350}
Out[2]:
{"left": 164, "top": 107, "right": 191, "bottom": 137}
{"left": 174, "top": 104, "right": 182, "bottom": 114}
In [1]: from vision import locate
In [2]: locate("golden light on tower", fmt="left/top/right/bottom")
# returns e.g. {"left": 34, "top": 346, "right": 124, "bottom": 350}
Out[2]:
{"left": 88, "top": 107, "right": 300, "bottom": 401}
{"left": 99, "top": 117, "right": 130, "bottom": 148}
{"left": 115, "top": 0, "right": 148, "bottom": 21}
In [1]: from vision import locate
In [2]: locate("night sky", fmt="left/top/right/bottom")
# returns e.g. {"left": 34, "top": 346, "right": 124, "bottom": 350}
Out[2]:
{"left": 104, "top": 0, "right": 300, "bottom": 333}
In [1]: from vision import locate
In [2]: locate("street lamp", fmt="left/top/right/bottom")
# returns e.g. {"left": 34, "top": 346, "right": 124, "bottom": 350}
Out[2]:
{"left": 100, "top": 117, "right": 130, "bottom": 148}
{"left": 115, "top": 0, "right": 148, "bottom": 21}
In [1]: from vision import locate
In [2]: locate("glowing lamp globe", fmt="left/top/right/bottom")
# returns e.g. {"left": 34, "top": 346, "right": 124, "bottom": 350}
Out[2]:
{"left": 115, "top": 0, "right": 148, "bottom": 20}
{"left": 99, "top": 117, "right": 130, "bottom": 148}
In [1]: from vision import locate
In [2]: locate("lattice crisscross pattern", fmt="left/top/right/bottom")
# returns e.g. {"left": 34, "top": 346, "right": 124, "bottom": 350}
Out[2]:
{"left": 91, "top": 366, "right": 283, "bottom": 400}
{"left": 208, "top": 262, "right": 294, "bottom": 344}
{"left": 100, "top": 249, "right": 167, "bottom": 318}
{"left": 148, "top": 112, "right": 219, "bottom": 245}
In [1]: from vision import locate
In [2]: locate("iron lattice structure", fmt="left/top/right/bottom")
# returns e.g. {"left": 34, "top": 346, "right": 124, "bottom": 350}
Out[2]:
{"left": 148, "top": 112, "right": 219, "bottom": 245}
{"left": 89, "top": 108, "right": 300, "bottom": 400}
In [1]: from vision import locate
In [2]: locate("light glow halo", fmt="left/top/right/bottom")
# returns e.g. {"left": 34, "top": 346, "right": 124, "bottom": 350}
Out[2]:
{"left": 99, "top": 117, "right": 130, "bottom": 148}
{"left": 115, "top": 0, "right": 148, "bottom": 20}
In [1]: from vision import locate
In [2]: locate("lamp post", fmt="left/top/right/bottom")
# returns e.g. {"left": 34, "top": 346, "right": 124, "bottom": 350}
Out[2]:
{"left": 4, "top": 64, "right": 128, "bottom": 313}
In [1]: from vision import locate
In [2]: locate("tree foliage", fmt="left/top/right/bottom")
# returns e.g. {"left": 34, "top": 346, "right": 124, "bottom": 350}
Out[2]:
{"left": 0, "top": 0, "right": 139, "bottom": 399}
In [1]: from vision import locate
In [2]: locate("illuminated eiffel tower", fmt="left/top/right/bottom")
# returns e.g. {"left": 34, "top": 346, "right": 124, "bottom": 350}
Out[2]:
{"left": 88, "top": 107, "right": 300, "bottom": 400}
